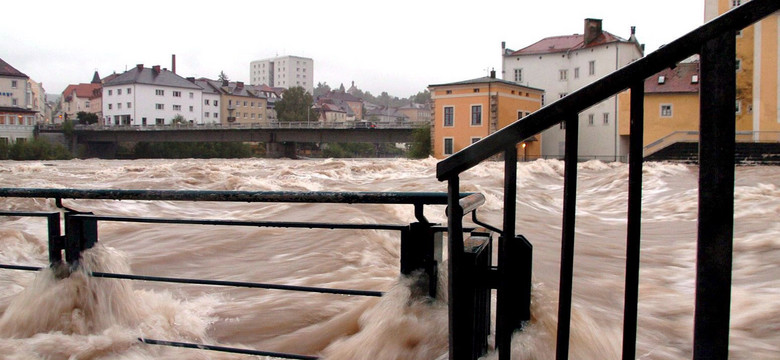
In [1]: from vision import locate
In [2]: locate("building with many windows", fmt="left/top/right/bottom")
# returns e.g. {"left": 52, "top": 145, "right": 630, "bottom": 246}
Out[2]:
{"left": 429, "top": 71, "right": 544, "bottom": 159}
{"left": 249, "top": 55, "right": 313, "bottom": 95}
{"left": 502, "top": 18, "right": 644, "bottom": 161}
{"left": 705, "top": 0, "right": 779, "bottom": 139}
{"left": 0, "top": 57, "right": 37, "bottom": 144}
{"left": 102, "top": 64, "right": 203, "bottom": 126}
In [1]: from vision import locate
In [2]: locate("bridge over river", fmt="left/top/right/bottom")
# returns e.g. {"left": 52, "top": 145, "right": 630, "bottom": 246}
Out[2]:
{"left": 39, "top": 121, "right": 429, "bottom": 158}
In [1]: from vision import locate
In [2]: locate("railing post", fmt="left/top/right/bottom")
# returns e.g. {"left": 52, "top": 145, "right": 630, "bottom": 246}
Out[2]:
{"left": 694, "top": 29, "right": 736, "bottom": 360}
{"left": 447, "top": 176, "right": 473, "bottom": 360}
{"left": 47, "top": 212, "right": 63, "bottom": 267}
{"left": 623, "top": 82, "right": 645, "bottom": 359}
{"left": 496, "top": 144, "right": 533, "bottom": 360}
{"left": 556, "top": 114, "right": 579, "bottom": 360}
{"left": 64, "top": 213, "right": 98, "bottom": 268}
{"left": 400, "top": 221, "right": 441, "bottom": 298}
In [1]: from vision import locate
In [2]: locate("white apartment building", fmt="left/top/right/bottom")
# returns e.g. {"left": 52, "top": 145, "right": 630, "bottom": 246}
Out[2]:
{"left": 502, "top": 19, "right": 644, "bottom": 161}
{"left": 193, "top": 79, "right": 222, "bottom": 124}
{"left": 249, "top": 55, "right": 313, "bottom": 95}
{"left": 102, "top": 64, "right": 203, "bottom": 126}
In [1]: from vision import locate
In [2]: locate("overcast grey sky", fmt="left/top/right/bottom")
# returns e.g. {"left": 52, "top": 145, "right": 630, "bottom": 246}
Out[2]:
{"left": 2, "top": 0, "right": 705, "bottom": 98}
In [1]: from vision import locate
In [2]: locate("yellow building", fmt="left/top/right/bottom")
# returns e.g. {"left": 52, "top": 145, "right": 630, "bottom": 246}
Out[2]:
{"left": 619, "top": 62, "right": 701, "bottom": 152}
{"left": 429, "top": 73, "right": 544, "bottom": 159}
{"left": 706, "top": 0, "right": 779, "bottom": 139}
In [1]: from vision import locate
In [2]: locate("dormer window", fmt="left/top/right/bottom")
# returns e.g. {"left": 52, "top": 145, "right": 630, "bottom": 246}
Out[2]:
{"left": 658, "top": 76, "right": 666, "bottom": 84}
{"left": 691, "top": 75, "right": 699, "bottom": 84}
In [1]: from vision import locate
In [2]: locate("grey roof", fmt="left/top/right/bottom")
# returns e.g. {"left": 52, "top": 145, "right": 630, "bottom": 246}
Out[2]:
{"left": 428, "top": 76, "right": 545, "bottom": 92}
{"left": 193, "top": 79, "right": 221, "bottom": 94}
{"left": 105, "top": 66, "right": 201, "bottom": 89}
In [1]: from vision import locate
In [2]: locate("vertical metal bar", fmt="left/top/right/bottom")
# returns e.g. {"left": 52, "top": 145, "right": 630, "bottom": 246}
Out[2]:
{"left": 622, "top": 82, "right": 645, "bottom": 359}
{"left": 47, "top": 212, "right": 62, "bottom": 266}
{"left": 447, "top": 176, "right": 470, "bottom": 360}
{"left": 556, "top": 114, "right": 579, "bottom": 360}
{"left": 401, "top": 222, "right": 438, "bottom": 298}
{"left": 694, "top": 30, "right": 736, "bottom": 360}
{"left": 497, "top": 145, "right": 518, "bottom": 359}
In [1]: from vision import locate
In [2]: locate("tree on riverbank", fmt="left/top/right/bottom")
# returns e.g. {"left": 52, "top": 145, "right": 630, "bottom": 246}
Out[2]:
{"left": 0, "top": 138, "right": 73, "bottom": 160}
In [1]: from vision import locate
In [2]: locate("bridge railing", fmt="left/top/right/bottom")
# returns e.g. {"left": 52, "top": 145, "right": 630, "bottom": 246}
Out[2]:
{"left": 38, "top": 120, "right": 431, "bottom": 132}
{"left": 0, "top": 188, "right": 481, "bottom": 359}
{"left": 436, "top": 0, "right": 779, "bottom": 359}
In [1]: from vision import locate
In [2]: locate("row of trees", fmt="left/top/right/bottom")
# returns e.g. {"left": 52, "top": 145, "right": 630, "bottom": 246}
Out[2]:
{"left": 0, "top": 138, "right": 73, "bottom": 160}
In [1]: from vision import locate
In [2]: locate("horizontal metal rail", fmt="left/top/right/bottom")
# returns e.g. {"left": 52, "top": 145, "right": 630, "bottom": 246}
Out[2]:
{"left": 0, "top": 265, "right": 383, "bottom": 297}
{"left": 0, "top": 188, "right": 460, "bottom": 205}
{"left": 69, "top": 214, "right": 409, "bottom": 231}
{"left": 138, "top": 338, "right": 319, "bottom": 359}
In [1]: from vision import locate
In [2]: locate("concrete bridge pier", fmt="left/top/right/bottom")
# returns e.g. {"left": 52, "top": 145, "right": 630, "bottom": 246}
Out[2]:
{"left": 84, "top": 142, "right": 118, "bottom": 159}
{"left": 266, "top": 141, "right": 297, "bottom": 159}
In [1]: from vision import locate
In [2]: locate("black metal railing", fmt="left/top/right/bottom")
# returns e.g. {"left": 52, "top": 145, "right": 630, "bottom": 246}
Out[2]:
{"left": 0, "top": 188, "right": 483, "bottom": 359}
{"left": 436, "top": 0, "right": 779, "bottom": 359}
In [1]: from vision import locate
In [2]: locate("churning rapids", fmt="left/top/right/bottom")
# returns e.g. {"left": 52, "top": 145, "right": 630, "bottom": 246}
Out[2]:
{"left": 0, "top": 158, "right": 777, "bottom": 359}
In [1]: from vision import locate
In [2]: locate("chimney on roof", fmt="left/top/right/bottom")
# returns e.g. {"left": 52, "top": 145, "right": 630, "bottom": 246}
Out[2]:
{"left": 136, "top": 64, "right": 144, "bottom": 71}
{"left": 187, "top": 77, "right": 195, "bottom": 83}
{"left": 172, "top": 54, "right": 176, "bottom": 74}
{"left": 584, "top": 18, "right": 603, "bottom": 46}
{"left": 490, "top": 68, "right": 496, "bottom": 79}
{"left": 152, "top": 65, "right": 161, "bottom": 74}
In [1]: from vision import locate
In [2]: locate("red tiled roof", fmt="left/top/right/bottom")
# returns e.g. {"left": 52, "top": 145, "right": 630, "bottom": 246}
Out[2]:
{"left": 644, "top": 62, "right": 700, "bottom": 94}
{"left": 0, "top": 58, "right": 28, "bottom": 78}
{"left": 63, "top": 83, "right": 102, "bottom": 100}
{"left": 510, "top": 31, "right": 626, "bottom": 55}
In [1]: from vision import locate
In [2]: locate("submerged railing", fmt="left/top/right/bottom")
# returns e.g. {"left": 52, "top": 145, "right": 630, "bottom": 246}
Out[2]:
{"left": 437, "top": 0, "right": 779, "bottom": 359}
{"left": 0, "top": 188, "right": 485, "bottom": 359}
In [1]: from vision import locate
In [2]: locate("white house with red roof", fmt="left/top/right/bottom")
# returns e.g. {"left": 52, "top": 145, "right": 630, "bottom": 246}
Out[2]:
{"left": 61, "top": 71, "right": 103, "bottom": 121}
{"left": 502, "top": 18, "right": 644, "bottom": 161}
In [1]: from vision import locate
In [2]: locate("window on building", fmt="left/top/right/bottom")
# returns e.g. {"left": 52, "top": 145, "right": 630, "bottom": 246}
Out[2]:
{"left": 156, "top": 118, "right": 164, "bottom": 125}
{"left": 117, "top": 103, "right": 122, "bottom": 109}
{"left": 155, "top": 104, "right": 164, "bottom": 110}
{"left": 559, "top": 93, "right": 568, "bottom": 99}
{"left": 214, "top": 112, "right": 218, "bottom": 118}
{"left": 214, "top": 100, "right": 218, "bottom": 106}
{"left": 85, "top": 101, "right": 90, "bottom": 108}
{"left": 514, "top": 68, "right": 523, "bottom": 83}
{"left": 173, "top": 91, "right": 182, "bottom": 97}
{"left": 541, "top": 94, "right": 545, "bottom": 106}
{"left": 559, "top": 69, "right": 568, "bottom": 81}
{"left": 127, "top": 102, "right": 131, "bottom": 109}
{"left": 108, "top": 90, "right": 112, "bottom": 96}
{"left": 127, "top": 88, "right": 132, "bottom": 94}
{"left": 205, "top": 112, "right": 210, "bottom": 118}
{"left": 588, "top": 114, "right": 595, "bottom": 126}
{"left": 173, "top": 105, "right": 181, "bottom": 111}
{"left": 603, "top": 113, "right": 609, "bottom": 125}
{"left": 108, "top": 104, "right": 112, "bottom": 110}
{"left": 443, "top": 106, "right": 454, "bottom": 127}
{"left": 205, "top": 99, "right": 210, "bottom": 105}
{"left": 589, "top": 61, "right": 596, "bottom": 75}
{"left": 661, "top": 104, "right": 673, "bottom": 117}
{"left": 118, "top": 89, "right": 123, "bottom": 95}
{"left": 471, "top": 105, "right": 482, "bottom": 126}
{"left": 574, "top": 67, "right": 580, "bottom": 79}
{"left": 735, "top": 100, "right": 742, "bottom": 114}
{"left": 189, "top": 106, "right": 194, "bottom": 112}
{"left": 11, "top": 80, "right": 17, "bottom": 88}
{"left": 156, "top": 89, "right": 164, "bottom": 96}
{"left": 731, "top": 0, "right": 741, "bottom": 7}
{"left": 736, "top": 58, "right": 741, "bottom": 71}
{"left": 518, "top": 111, "right": 525, "bottom": 120}
{"left": 189, "top": 92, "right": 194, "bottom": 99}
{"left": 444, "top": 138, "right": 454, "bottom": 155}
{"left": 471, "top": 137, "right": 481, "bottom": 145}
{"left": 473, "top": 88, "right": 480, "bottom": 93}
{"left": 446, "top": 90, "right": 452, "bottom": 95}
